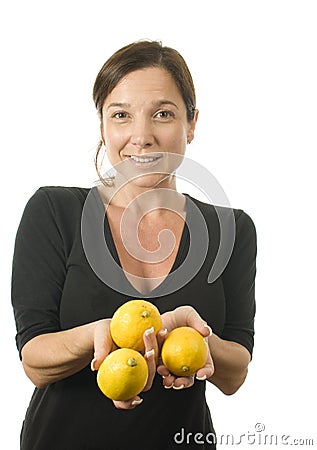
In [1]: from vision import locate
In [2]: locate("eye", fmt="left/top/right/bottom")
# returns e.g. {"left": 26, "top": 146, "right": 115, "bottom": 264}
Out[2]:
{"left": 112, "top": 111, "right": 128, "bottom": 119}
{"left": 155, "top": 110, "right": 175, "bottom": 120}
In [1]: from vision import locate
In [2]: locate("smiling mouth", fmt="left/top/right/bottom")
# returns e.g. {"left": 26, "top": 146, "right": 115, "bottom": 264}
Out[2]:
{"left": 125, "top": 154, "right": 164, "bottom": 169}
{"left": 128, "top": 154, "right": 162, "bottom": 163}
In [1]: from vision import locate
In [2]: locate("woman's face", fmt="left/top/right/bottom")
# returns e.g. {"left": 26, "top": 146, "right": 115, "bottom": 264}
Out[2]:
{"left": 101, "top": 67, "right": 198, "bottom": 189}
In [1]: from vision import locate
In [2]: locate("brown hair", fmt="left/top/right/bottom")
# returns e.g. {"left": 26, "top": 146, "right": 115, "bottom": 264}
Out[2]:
{"left": 93, "top": 40, "right": 196, "bottom": 184}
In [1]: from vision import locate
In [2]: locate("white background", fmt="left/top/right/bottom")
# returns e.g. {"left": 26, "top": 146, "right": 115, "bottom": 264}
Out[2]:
{"left": 1, "top": 1, "right": 316, "bottom": 448}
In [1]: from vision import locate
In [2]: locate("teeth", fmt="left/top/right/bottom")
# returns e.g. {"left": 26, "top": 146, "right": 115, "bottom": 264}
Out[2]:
{"left": 130, "top": 155, "right": 159, "bottom": 163}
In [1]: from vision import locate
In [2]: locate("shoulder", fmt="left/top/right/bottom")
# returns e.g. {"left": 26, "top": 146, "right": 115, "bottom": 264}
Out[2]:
{"left": 25, "top": 186, "right": 90, "bottom": 212}
{"left": 19, "top": 186, "right": 91, "bottom": 232}
{"left": 35, "top": 186, "right": 90, "bottom": 203}
{"left": 185, "top": 194, "right": 255, "bottom": 228}
{"left": 185, "top": 194, "right": 256, "bottom": 253}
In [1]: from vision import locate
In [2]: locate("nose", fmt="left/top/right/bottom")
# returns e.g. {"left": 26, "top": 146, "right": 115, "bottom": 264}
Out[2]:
{"left": 130, "top": 117, "right": 155, "bottom": 149}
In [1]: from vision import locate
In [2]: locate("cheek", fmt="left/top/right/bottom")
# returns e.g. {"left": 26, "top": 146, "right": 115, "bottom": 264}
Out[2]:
{"left": 163, "top": 126, "right": 187, "bottom": 151}
{"left": 103, "top": 124, "right": 128, "bottom": 148}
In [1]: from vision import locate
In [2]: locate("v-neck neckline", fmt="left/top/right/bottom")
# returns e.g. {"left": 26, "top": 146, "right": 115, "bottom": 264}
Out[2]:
{"left": 98, "top": 188, "right": 190, "bottom": 297}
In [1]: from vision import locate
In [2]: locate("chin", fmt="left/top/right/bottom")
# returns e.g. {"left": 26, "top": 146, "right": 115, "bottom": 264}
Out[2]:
{"left": 131, "top": 174, "right": 171, "bottom": 189}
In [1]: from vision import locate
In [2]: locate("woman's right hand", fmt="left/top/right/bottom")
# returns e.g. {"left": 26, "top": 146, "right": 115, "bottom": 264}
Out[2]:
{"left": 91, "top": 319, "right": 159, "bottom": 410}
{"left": 90, "top": 319, "right": 117, "bottom": 372}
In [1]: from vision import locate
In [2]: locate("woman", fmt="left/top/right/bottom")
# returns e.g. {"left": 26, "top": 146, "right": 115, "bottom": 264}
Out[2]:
{"left": 12, "top": 40, "right": 256, "bottom": 449}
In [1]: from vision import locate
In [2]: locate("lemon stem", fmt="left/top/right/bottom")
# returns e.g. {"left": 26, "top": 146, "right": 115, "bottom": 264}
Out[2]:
{"left": 181, "top": 365, "right": 190, "bottom": 372}
{"left": 141, "top": 311, "right": 150, "bottom": 318}
{"left": 128, "top": 358, "right": 137, "bottom": 367}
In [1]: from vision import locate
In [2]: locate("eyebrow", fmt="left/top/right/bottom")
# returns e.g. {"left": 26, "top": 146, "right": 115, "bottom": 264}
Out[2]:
{"left": 154, "top": 100, "right": 179, "bottom": 110}
{"left": 105, "top": 100, "right": 179, "bottom": 111}
{"left": 106, "top": 102, "right": 130, "bottom": 111}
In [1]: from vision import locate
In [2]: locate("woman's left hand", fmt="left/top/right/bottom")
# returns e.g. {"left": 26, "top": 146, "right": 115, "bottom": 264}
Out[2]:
{"left": 157, "top": 306, "right": 214, "bottom": 390}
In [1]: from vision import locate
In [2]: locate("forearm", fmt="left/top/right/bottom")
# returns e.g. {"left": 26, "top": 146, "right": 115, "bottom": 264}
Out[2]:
{"left": 207, "top": 333, "right": 251, "bottom": 395}
{"left": 21, "top": 321, "right": 99, "bottom": 388}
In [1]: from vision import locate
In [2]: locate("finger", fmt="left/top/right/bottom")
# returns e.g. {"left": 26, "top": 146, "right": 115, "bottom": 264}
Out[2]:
{"left": 171, "top": 306, "right": 212, "bottom": 339}
{"left": 156, "top": 328, "right": 168, "bottom": 370}
{"left": 196, "top": 350, "right": 214, "bottom": 381}
{"left": 143, "top": 327, "right": 158, "bottom": 362}
{"left": 184, "top": 308, "right": 213, "bottom": 338}
{"left": 91, "top": 320, "right": 114, "bottom": 371}
{"left": 172, "top": 375, "right": 195, "bottom": 390}
{"left": 163, "top": 373, "right": 176, "bottom": 389}
{"left": 113, "top": 396, "right": 143, "bottom": 410}
{"left": 156, "top": 328, "right": 168, "bottom": 352}
{"left": 157, "top": 364, "right": 170, "bottom": 378}
{"left": 143, "top": 349, "right": 156, "bottom": 392}
{"left": 142, "top": 327, "right": 158, "bottom": 391}
{"left": 157, "top": 364, "right": 176, "bottom": 389}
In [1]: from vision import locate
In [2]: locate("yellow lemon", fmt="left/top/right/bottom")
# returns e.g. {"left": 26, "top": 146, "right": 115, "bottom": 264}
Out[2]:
{"left": 161, "top": 326, "right": 208, "bottom": 377}
{"left": 97, "top": 348, "right": 148, "bottom": 401}
{"left": 110, "top": 299, "right": 162, "bottom": 353}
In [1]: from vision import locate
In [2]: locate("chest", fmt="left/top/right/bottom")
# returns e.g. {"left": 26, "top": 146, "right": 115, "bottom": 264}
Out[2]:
{"left": 59, "top": 189, "right": 226, "bottom": 334}
{"left": 106, "top": 208, "right": 185, "bottom": 293}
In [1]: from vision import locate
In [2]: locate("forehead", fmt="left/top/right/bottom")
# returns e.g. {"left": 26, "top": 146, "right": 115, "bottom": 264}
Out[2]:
{"left": 104, "top": 67, "right": 183, "bottom": 105}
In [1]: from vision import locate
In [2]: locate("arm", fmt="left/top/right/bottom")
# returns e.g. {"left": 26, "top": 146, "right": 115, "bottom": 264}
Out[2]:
{"left": 21, "top": 319, "right": 110, "bottom": 389}
{"left": 13, "top": 189, "right": 158, "bottom": 408}
{"left": 158, "top": 211, "right": 256, "bottom": 393}
{"left": 209, "top": 210, "right": 256, "bottom": 394}
{"left": 22, "top": 317, "right": 159, "bottom": 412}
{"left": 207, "top": 333, "right": 251, "bottom": 395}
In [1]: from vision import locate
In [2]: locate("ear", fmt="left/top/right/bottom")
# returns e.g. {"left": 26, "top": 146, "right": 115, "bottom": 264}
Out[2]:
{"left": 187, "top": 109, "right": 199, "bottom": 143}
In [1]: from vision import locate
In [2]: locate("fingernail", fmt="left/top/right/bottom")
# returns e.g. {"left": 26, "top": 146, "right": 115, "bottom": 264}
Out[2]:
{"left": 145, "top": 349, "right": 155, "bottom": 359}
{"left": 145, "top": 326, "right": 154, "bottom": 336}
{"left": 162, "top": 373, "right": 171, "bottom": 379}
{"left": 196, "top": 374, "right": 207, "bottom": 381}
{"left": 131, "top": 398, "right": 143, "bottom": 406}
{"left": 159, "top": 328, "right": 168, "bottom": 337}
{"left": 173, "top": 384, "right": 185, "bottom": 390}
{"left": 164, "top": 383, "right": 173, "bottom": 389}
{"left": 204, "top": 324, "right": 213, "bottom": 336}
{"left": 90, "top": 357, "right": 97, "bottom": 371}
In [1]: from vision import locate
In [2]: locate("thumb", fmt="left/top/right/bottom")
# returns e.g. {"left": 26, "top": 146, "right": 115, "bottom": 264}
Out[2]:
{"left": 183, "top": 307, "right": 212, "bottom": 339}
{"left": 91, "top": 319, "right": 113, "bottom": 371}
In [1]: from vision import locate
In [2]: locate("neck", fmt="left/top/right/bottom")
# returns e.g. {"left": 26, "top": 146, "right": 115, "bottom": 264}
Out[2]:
{"left": 97, "top": 174, "right": 186, "bottom": 220}
{"left": 109, "top": 173, "right": 177, "bottom": 208}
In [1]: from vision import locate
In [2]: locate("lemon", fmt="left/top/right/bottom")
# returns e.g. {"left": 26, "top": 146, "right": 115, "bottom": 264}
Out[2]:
{"left": 110, "top": 299, "right": 162, "bottom": 353}
{"left": 97, "top": 348, "right": 148, "bottom": 401}
{"left": 161, "top": 326, "right": 208, "bottom": 377}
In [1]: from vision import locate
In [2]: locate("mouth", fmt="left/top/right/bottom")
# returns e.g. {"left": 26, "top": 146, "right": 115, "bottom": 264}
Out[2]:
{"left": 125, "top": 154, "right": 163, "bottom": 168}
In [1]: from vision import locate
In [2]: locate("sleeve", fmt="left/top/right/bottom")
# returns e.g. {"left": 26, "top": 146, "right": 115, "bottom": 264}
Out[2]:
{"left": 11, "top": 188, "right": 66, "bottom": 357}
{"left": 220, "top": 210, "right": 257, "bottom": 358}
